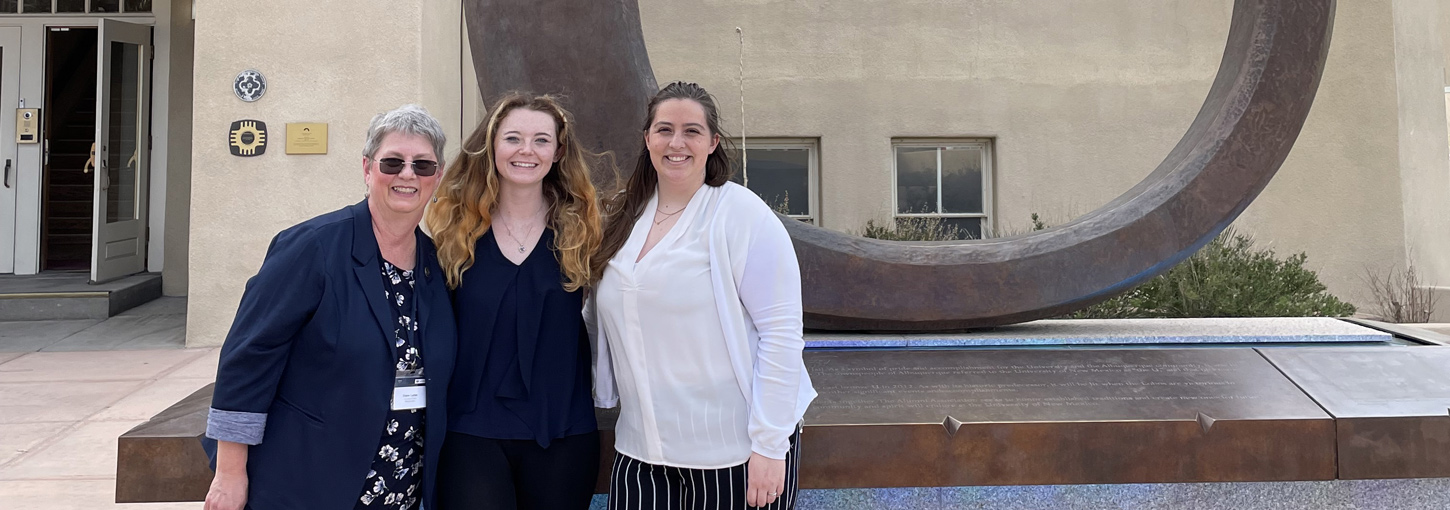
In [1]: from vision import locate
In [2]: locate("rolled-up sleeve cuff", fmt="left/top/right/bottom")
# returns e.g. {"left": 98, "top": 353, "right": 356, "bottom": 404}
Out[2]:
{"left": 206, "top": 408, "right": 267, "bottom": 445}
{"left": 594, "top": 397, "right": 619, "bottom": 409}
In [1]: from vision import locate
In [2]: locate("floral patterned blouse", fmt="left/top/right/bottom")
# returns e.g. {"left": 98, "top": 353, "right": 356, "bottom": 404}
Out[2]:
{"left": 356, "top": 261, "right": 425, "bottom": 510}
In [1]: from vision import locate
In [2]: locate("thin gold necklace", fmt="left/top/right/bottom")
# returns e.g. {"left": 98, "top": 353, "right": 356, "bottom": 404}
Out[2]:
{"left": 653, "top": 204, "right": 686, "bottom": 225}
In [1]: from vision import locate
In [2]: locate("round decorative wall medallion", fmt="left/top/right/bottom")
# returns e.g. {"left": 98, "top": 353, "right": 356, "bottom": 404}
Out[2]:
{"left": 233, "top": 70, "right": 267, "bottom": 102}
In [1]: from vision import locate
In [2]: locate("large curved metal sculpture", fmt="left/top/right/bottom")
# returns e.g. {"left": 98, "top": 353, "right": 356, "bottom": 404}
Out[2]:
{"left": 464, "top": 0, "right": 657, "bottom": 187}
{"left": 466, "top": 0, "right": 1335, "bottom": 330}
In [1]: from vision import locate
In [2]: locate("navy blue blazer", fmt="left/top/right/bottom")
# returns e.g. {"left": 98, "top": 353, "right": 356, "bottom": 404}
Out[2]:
{"left": 204, "top": 200, "right": 457, "bottom": 510}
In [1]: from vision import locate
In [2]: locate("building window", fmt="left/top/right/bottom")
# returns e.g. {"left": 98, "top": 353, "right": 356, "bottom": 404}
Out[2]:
{"left": 0, "top": 0, "right": 150, "bottom": 14}
{"left": 727, "top": 138, "right": 817, "bottom": 224}
{"left": 893, "top": 139, "right": 992, "bottom": 239}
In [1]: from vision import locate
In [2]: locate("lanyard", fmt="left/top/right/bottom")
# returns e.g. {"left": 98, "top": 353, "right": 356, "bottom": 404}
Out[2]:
{"left": 406, "top": 283, "right": 421, "bottom": 361}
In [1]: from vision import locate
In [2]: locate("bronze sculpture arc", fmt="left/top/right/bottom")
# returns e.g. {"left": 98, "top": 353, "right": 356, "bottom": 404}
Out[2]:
{"left": 465, "top": 0, "right": 1335, "bottom": 331}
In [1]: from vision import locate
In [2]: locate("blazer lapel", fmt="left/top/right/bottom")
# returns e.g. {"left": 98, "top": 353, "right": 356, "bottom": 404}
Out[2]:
{"left": 414, "top": 229, "right": 448, "bottom": 373}
{"left": 350, "top": 200, "right": 394, "bottom": 347}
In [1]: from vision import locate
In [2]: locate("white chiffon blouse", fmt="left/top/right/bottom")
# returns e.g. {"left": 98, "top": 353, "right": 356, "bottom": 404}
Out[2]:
{"left": 587, "top": 182, "right": 816, "bottom": 468}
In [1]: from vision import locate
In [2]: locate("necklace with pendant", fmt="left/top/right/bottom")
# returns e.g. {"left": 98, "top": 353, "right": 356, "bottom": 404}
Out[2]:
{"left": 502, "top": 202, "right": 546, "bottom": 254}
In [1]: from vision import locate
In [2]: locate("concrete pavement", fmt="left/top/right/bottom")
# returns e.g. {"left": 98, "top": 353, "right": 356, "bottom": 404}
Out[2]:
{"left": 1, "top": 296, "right": 208, "bottom": 509}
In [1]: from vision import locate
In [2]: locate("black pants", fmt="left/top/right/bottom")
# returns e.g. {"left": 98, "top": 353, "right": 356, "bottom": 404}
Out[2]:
{"left": 607, "top": 429, "right": 801, "bottom": 510}
{"left": 435, "top": 430, "right": 600, "bottom": 510}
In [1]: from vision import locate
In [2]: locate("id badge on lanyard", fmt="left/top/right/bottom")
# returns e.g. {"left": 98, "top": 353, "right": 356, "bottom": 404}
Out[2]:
{"left": 390, "top": 282, "right": 425, "bottom": 411}
{"left": 392, "top": 368, "right": 426, "bottom": 410}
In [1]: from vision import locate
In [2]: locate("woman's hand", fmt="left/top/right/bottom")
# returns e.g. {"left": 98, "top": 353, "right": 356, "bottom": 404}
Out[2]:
{"left": 205, "top": 440, "right": 249, "bottom": 510}
{"left": 204, "top": 471, "right": 248, "bottom": 510}
{"left": 746, "top": 452, "right": 785, "bottom": 508}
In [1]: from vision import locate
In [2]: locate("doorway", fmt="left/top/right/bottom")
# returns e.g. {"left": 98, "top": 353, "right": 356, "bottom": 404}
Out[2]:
{"left": 41, "top": 26, "right": 97, "bottom": 271}
{"left": 0, "top": 8, "right": 169, "bottom": 284}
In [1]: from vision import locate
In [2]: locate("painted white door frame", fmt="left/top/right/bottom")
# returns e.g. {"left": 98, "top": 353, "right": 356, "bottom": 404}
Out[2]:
{"left": 0, "top": 27, "right": 20, "bottom": 274}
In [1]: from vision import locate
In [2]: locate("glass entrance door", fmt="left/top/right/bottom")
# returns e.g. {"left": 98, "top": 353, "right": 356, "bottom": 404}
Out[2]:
{"left": 0, "top": 27, "right": 21, "bottom": 274}
{"left": 89, "top": 18, "right": 149, "bottom": 283}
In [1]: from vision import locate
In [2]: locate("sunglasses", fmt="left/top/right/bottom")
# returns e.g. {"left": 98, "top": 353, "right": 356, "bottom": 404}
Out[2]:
{"left": 376, "top": 157, "right": 439, "bottom": 176}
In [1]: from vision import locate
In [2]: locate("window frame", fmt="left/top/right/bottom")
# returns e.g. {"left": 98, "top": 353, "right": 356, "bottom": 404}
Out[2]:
{"left": 890, "top": 138, "right": 994, "bottom": 237}
{"left": 2, "top": 0, "right": 153, "bottom": 15}
{"left": 727, "top": 137, "right": 820, "bottom": 225}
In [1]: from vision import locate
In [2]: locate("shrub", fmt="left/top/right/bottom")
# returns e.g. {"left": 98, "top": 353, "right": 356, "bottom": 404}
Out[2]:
{"left": 1067, "top": 228, "right": 1355, "bottom": 318}
{"left": 859, "top": 217, "right": 966, "bottom": 241}
{"left": 1363, "top": 262, "right": 1439, "bottom": 323}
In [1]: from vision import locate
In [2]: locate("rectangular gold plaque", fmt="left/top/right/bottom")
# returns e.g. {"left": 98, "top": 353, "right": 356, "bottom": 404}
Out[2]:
{"left": 285, "top": 123, "right": 328, "bottom": 154}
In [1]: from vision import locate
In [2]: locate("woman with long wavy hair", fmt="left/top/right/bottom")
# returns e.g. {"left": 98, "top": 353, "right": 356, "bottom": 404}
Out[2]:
{"left": 426, "top": 93, "right": 602, "bottom": 509}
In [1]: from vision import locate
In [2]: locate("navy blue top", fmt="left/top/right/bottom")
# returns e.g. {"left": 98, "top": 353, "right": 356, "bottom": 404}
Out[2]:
{"left": 448, "top": 228, "right": 597, "bottom": 447}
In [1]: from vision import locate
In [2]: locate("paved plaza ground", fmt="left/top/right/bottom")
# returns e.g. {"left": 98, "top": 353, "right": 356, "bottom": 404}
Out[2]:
{"left": 1, "top": 297, "right": 206, "bottom": 509}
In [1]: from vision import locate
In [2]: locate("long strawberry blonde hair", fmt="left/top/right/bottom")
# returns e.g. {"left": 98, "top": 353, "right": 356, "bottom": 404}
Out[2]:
{"left": 426, "top": 94, "right": 602, "bottom": 291}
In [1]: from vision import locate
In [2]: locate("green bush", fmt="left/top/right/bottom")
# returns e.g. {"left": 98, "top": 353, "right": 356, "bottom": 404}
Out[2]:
{"left": 1067, "top": 228, "right": 1355, "bottom": 318}
{"left": 857, "top": 214, "right": 1355, "bottom": 318}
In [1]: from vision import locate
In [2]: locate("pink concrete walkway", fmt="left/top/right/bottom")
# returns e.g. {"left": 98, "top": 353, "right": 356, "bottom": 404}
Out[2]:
{"left": 0, "top": 348, "right": 217, "bottom": 509}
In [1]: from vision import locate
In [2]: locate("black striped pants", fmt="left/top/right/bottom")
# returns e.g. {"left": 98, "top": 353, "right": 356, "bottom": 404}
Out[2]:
{"left": 607, "top": 430, "right": 801, "bottom": 510}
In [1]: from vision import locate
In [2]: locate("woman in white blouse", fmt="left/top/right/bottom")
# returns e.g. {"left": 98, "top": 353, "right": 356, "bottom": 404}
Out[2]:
{"left": 587, "top": 81, "right": 816, "bottom": 509}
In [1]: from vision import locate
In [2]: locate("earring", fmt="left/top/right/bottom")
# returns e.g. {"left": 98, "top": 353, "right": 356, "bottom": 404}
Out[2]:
{"left": 431, "top": 196, "right": 439, "bottom": 203}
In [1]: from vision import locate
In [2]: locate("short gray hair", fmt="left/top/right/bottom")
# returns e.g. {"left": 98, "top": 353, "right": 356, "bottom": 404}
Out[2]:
{"left": 361, "top": 104, "right": 447, "bottom": 165}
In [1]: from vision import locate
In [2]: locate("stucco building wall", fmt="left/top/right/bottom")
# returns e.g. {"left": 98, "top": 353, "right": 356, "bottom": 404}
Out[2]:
{"left": 638, "top": 0, "right": 1446, "bottom": 318}
{"left": 162, "top": 0, "right": 194, "bottom": 296}
{"left": 185, "top": 0, "right": 462, "bottom": 346}
{"left": 1388, "top": 0, "right": 1450, "bottom": 321}
{"left": 185, "top": 0, "right": 1450, "bottom": 346}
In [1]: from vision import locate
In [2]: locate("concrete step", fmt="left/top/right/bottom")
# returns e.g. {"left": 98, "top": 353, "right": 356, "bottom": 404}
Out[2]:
{"left": 0, "top": 272, "right": 162, "bottom": 320}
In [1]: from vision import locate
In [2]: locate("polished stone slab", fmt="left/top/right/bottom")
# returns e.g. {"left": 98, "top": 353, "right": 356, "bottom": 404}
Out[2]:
{"left": 1262, "top": 347, "right": 1450, "bottom": 479}
{"left": 805, "top": 318, "right": 1391, "bottom": 348}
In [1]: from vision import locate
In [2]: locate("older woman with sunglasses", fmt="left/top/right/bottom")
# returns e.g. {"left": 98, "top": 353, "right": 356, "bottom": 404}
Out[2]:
{"left": 203, "top": 105, "right": 457, "bottom": 510}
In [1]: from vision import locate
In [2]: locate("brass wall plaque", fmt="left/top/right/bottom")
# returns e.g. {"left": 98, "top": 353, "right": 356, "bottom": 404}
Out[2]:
{"left": 1263, "top": 347, "right": 1450, "bottom": 479}
{"left": 285, "top": 123, "right": 328, "bottom": 155}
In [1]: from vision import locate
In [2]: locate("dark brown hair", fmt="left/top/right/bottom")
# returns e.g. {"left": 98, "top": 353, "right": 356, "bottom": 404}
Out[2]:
{"left": 591, "top": 82, "right": 736, "bottom": 279}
